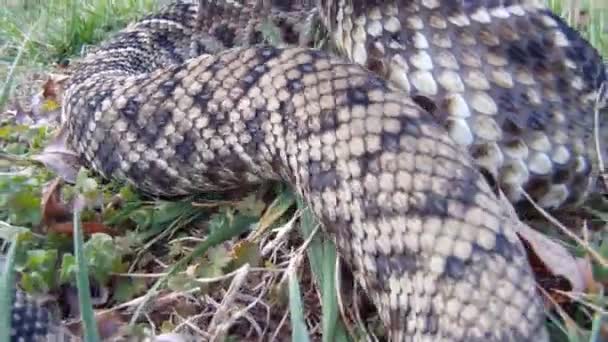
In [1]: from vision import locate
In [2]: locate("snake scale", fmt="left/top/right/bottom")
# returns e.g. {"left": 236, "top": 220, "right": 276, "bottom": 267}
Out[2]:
{"left": 8, "top": 0, "right": 607, "bottom": 341}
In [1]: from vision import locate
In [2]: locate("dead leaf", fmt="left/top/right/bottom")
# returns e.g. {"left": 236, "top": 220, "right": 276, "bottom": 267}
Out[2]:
{"left": 230, "top": 240, "right": 261, "bottom": 269}
{"left": 48, "top": 222, "right": 117, "bottom": 236}
{"left": 41, "top": 176, "right": 116, "bottom": 236}
{"left": 1, "top": 100, "right": 37, "bottom": 126}
{"left": 497, "top": 190, "right": 592, "bottom": 304}
{"left": 42, "top": 74, "right": 68, "bottom": 100}
{"left": 5, "top": 105, "right": 32, "bottom": 126}
{"left": 65, "top": 311, "right": 126, "bottom": 340}
{"left": 40, "top": 74, "right": 68, "bottom": 115}
{"left": 41, "top": 178, "right": 71, "bottom": 228}
{"left": 95, "top": 311, "right": 126, "bottom": 340}
{"left": 517, "top": 223, "right": 592, "bottom": 302}
{"left": 30, "top": 125, "right": 82, "bottom": 183}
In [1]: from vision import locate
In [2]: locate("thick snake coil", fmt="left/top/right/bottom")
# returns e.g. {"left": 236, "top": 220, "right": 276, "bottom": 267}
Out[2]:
{"left": 10, "top": 0, "right": 607, "bottom": 341}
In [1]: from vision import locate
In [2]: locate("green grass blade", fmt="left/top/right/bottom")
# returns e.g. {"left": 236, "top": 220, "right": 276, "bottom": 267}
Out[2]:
{"left": 589, "top": 310, "right": 603, "bottom": 342}
{"left": 319, "top": 238, "right": 346, "bottom": 342}
{"left": 73, "top": 196, "right": 101, "bottom": 342}
{"left": 288, "top": 267, "right": 310, "bottom": 342}
{"left": 0, "top": 24, "right": 33, "bottom": 112}
{"left": 297, "top": 196, "right": 350, "bottom": 342}
{"left": 0, "top": 235, "right": 19, "bottom": 342}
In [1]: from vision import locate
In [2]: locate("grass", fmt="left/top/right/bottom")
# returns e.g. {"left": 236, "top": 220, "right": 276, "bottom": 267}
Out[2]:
{"left": 72, "top": 195, "right": 102, "bottom": 342}
{"left": 0, "top": 0, "right": 162, "bottom": 111}
{"left": 0, "top": 0, "right": 607, "bottom": 341}
{"left": 0, "top": 0, "right": 163, "bottom": 62}
{"left": 0, "top": 233, "right": 20, "bottom": 342}
{"left": 547, "top": 0, "right": 607, "bottom": 57}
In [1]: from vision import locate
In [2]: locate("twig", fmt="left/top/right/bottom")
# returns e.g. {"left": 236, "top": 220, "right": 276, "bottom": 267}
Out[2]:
{"left": 522, "top": 191, "right": 608, "bottom": 268}
{"left": 195, "top": 266, "right": 283, "bottom": 283}
{"left": 239, "top": 311, "right": 264, "bottom": 340}
{"left": 334, "top": 257, "right": 362, "bottom": 341}
{"left": 269, "top": 309, "right": 290, "bottom": 341}
{"left": 207, "top": 264, "right": 251, "bottom": 340}
{"left": 172, "top": 310, "right": 210, "bottom": 339}
{"left": 278, "top": 223, "right": 321, "bottom": 286}
{"left": 352, "top": 281, "right": 379, "bottom": 342}
{"left": 260, "top": 210, "right": 301, "bottom": 257}
{"left": 536, "top": 284, "right": 576, "bottom": 335}
{"left": 551, "top": 289, "right": 607, "bottom": 314}
{"left": 594, "top": 81, "right": 607, "bottom": 188}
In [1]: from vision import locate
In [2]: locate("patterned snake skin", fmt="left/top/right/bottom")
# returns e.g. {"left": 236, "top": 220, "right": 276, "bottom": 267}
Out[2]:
{"left": 9, "top": 0, "right": 607, "bottom": 341}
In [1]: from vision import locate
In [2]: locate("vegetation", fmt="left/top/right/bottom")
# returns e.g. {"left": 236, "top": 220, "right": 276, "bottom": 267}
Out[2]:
{"left": 0, "top": 0, "right": 607, "bottom": 341}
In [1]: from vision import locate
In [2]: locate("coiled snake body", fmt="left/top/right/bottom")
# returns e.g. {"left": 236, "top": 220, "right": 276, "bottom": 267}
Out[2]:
{"left": 10, "top": 0, "right": 607, "bottom": 341}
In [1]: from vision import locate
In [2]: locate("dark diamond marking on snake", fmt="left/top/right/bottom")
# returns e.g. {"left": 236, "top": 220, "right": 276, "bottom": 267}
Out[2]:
{"left": 213, "top": 23, "right": 236, "bottom": 47}
{"left": 97, "top": 142, "right": 119, "bottom": 176}
{"left": 121, "top": 97, "right": 142, "bottom": 120}
{"left": 552, "top": 164, "right": 573, "bottom": 184}
{"left": 176, "top": 131, "right": 197, "bottom": 162}
{"left": 309, "top": 167, "right": 339, "bottom": 191}
{"left": 286, "top": 78, "right": 304, "bottom": 93}
{"left": 381, "top": 131, "right": 400, "bottom": 152}
{"left": 376, "top": 253, "right": 419, "bottom": 283}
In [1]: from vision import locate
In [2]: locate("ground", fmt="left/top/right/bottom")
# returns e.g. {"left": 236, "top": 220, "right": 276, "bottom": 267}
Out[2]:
{"left": 0, "top": 1, "right": 607, "bottom": 341}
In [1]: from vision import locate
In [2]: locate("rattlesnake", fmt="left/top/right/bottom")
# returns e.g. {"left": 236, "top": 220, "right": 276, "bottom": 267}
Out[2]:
{"left": 9, "top": 0, "right": 607, "bottom": 341}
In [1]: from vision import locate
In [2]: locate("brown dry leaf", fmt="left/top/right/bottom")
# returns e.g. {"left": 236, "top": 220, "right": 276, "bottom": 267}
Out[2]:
{"left": 40, "top": 75, "right": 65, "bottom": 114}
{"left": 41, "top": 175, "right": 116, "bottom": 236}
{"left": 517, "top": 223, "right": 592, "bottom": 298}
{"left": 48, "top": 222, "right": 117, "bottom": 236}
{"left": 95, "top": 311, "right": 127, "bottom": 340}
{"left": 31, "top": 124, "right": 83, "bottom": 183}
{"left": 65, "top": 311, "right": 126, "bottom": 340}
{"left": 42, "top": 73, "right": 69, "bottom": 100}
{"left": 41, "top": 177, "right": 71, "bottom": 227}
{"left": 496, "top": 191, "right": 592, "bottom": 303}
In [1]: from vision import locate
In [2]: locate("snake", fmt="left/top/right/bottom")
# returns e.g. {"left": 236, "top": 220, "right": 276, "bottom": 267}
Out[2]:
{"left": 8, "top": 0, "right": 607, "bottom": 341}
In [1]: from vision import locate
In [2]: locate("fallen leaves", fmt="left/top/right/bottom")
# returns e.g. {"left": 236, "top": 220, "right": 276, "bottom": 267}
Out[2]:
{"left": 518, "top": 223, "right": 594, "bottom": 300}
{"left": 30, "top": 125, "right": 82, "bottom": 184}
{"left": 50, "top": 222, "right": 113, "bottom": 235}
{"left": 40, "top": 176, "right": 115, "bottom": 236}
{"left": 527, "top": 227, "right": 588, "bottom": 292}
{"left": 498, "top": 191, "right": 602, "bottom": 309}
{"left": 41, "top": 178, "right": 70, "bottom": 226}
{"left": 41, "top": 74, "right": 68, "bottom": 102}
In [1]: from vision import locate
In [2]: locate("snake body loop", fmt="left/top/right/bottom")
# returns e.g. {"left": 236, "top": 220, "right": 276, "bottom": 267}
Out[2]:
{"left": 10, "top": 1, "right": 608, "bottom": 341}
